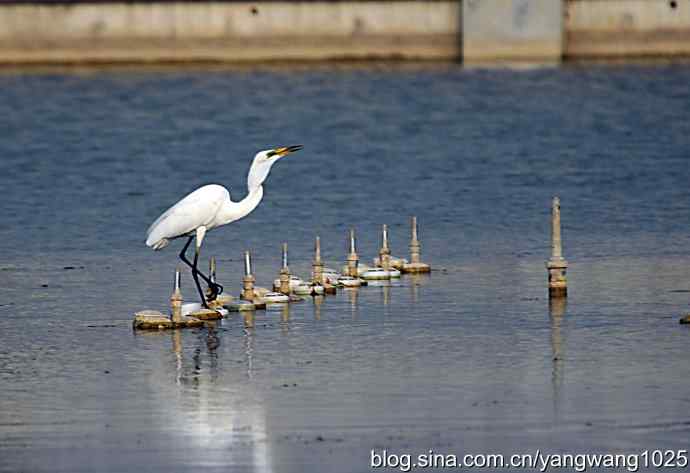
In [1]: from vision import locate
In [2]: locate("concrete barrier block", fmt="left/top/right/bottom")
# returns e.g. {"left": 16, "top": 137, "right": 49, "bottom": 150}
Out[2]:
{"left": 463, "top": 0, "right": 563, "bottom": 62}
{"left": 566, "top": 0, "right": 690, "bottom": 58}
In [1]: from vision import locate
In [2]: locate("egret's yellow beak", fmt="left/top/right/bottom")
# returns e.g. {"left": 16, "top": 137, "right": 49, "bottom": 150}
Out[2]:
{"left": 275, "top": 144, "right": 303, "bottom": 157}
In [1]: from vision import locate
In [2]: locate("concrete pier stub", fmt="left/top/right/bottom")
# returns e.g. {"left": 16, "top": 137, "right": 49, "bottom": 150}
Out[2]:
{"left": 546, "top": 196, "right": 568, "bottom": 298}
{"left": 132, "top": 266, "right": 204, "bottom": 330}
{"left": 170, "top": 266, "right": 183, "bottom": 323}
{"left": 403, "top": 216, "right": 431, "bottom": 273}
{"left": 312, "top": 236, "right": 324, "bottom": 285}
{"left": 205, "top": 256, "right": 217, "bottom": 300}
{"left": 379, "top": 224, "right": 391, "bottom": 271}
{"left": 409, "top": 216, "right": 421, "bottom": 264}
{"left": 209, "top": 256, "right": 216, "bottom": 285}
{"left": 242, "top": 250, "right": 256, "bottom": 302}
{"left": 279, "top": 242, "right": 291, "bottom": 295}
{"left": 204, "top": 256, "right": 234, "bottom": 310}
{"left": 463, "top": 0, "right": 563, "bottom": 63}
{"left": 346, "top": 228, "right": 359, "bottom": 278}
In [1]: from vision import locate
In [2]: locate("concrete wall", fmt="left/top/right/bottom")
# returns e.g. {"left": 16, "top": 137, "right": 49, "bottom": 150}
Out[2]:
{"left": 1, "top": 1, "right": 690, "bottom": 64}
{"left": 566, "top": 0, "right": 690, "bottom": 58}
{"left": 463, "top": 0, "right": 563, "bottom": 63}
{"left": 0, "top": 1, "right": 461, "bottom": 64}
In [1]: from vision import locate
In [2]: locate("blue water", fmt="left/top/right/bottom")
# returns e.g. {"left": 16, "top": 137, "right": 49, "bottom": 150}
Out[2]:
{"left": 1, "top": 62, "right": 690, "bottom": 472}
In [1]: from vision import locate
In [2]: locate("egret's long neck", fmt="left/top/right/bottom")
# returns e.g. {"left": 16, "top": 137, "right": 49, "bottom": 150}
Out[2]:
{"left": 238, "top": 185, "right": 264, "bottom": 220}
{"left": 217, "top": 157, "right": 271, "bottom": 226}
{"left": 216, "top": 185, "right": 263, "bottom": 226}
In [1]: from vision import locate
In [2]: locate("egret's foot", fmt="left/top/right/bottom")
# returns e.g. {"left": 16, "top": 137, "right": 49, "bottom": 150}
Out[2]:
{"left": 205, "top": 282, "right": 224, "bottom": 302}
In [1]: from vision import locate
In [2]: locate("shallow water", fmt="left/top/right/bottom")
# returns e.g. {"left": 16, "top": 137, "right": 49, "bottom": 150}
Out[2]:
{"left": 1, "top": 62, "right": 690, "bottom": 472}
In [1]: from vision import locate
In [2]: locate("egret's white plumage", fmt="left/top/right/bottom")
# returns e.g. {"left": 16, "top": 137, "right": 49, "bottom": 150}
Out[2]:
{"left": 145, "top": 184, "right": 258, "bottom": 250}
{"left": 146, "top": 146, "right": 301, "bottom": 251}
{"left": 144, "top": 145, "right": 303, "bottom": 307}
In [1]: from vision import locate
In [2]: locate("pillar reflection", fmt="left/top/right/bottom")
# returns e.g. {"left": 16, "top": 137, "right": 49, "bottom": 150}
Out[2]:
{"left": 313, "top": 295, "right": 323, "bottom": 320}
{"left": 347, "top": 288, "right": 359, "bottom": 320}
{"left": 172, "top": 329, "right": 183, "bottom": 386}
{"left": 549, "top": 297, "right": 567, "bottom": 418}
{"left": 409, "top": 273, "right": 421, "bottom": 303}
{"left": 280, "top": 304, "right": 290, "bottom": 335}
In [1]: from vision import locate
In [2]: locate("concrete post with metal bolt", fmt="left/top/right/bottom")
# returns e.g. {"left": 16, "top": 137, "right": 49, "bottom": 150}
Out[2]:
{"left": 312, "top": 236, "right": 324, "bottom": 285}
{"left": 170, "top": 266, "right": 183, "bottom": 323}
{"left": 546, "top": 196, "right": 568, "bottom": 298}
{"left": 403, "top": 216, "right": 431, "bottom": 273}
{"left": 346, "top": 228, "right": 359, "bottom": 277}
{"left": 279, "top": 242, "right": 291, "bottom": 295}
{"left": 206, "top": 256, "right": 217, "bottom": 299}
{"left": 411, "top": 217, "right": 421, "bottom": 263}
{"left": 209, "top": 256, "right": 216, "bottom": 284}
{"left": 242, "top": 250, "right": 256, "bottom": 301}
{"left": 379, "top": 224, "right": 391, "bottom": 271}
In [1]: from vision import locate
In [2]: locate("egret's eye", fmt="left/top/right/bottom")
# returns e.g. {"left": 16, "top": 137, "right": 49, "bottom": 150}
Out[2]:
{"left": 266, "top": 151, "right": 276, "bottom": 158}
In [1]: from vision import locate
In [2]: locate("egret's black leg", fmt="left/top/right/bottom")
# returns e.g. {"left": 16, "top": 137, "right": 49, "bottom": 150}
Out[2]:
{"left": 178, "top": 237, "right": 210, "bottom": 282}
{"left": 178, "top": 236, "right": 223, "bottom": 302}
{"left": 191, "top": 250, "right": 209, "bottom": 308}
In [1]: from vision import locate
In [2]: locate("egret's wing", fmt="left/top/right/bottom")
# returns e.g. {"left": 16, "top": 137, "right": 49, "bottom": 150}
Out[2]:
{"left": 146, "top": 184, "right": 229, "bottom": 248}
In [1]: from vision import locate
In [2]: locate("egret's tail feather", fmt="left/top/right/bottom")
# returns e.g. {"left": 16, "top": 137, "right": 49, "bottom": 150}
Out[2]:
{"left": 147, "top": 238, "right": 170, "bottom": 251}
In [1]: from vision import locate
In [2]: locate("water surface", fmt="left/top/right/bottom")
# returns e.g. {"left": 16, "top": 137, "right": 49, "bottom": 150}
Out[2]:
{"left": 1, "top": 62, "right": 690, "bottom": 472}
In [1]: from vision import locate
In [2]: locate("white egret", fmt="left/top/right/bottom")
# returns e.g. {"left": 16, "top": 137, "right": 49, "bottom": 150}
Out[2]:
{"left": 145, "top": 145, "right": 303, "bottom": 308}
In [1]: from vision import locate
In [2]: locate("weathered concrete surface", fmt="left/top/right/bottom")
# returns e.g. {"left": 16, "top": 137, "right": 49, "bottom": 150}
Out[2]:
{"left": 189, "top": 308, "right": 223, "bottom": 320}
{"left": 133, "top": 310, "right": 203, "bottom": 330}
{"left": 463, "top": 0, "right": 563, "bottom": 62}
{"left": 401, "top": 262, "right": 431, "bottom": 274}
{"left": 0, "top": 1, "right": 460, "bottom": 64}
{"left": 566, "top": 0, "right": 690, "bottom": 58}
{"left": 207, "top": 294, "right": 234, "bottom": 310}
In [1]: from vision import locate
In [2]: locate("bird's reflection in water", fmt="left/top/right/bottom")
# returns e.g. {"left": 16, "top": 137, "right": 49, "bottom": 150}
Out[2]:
{"left": 313, "top": 295, "right": 324, "bottom": 320}
{"left": 205, "top": 323, "right": 220, "bottom": 354}
{"left": 204, "top": 324, "right": 220, "bottom": 381}
{"left": 170, "top": 325, "right": 221, "bottom": 385}
{"left": 549, "top": 297, "right": 567, "bottom": 419}
{"left": 159, "top": 322, "right": 272, "bottom": 471}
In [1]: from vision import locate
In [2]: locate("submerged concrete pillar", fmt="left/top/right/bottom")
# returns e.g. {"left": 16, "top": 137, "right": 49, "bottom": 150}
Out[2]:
{"left": 312, "top": 236, "right": 324, "bottom": 285}
{"left": 279, "top": 242, "right": 291, "bottom": 295}
{"left": 170, "top": 266, "right": 183, "bottom": 323}
{"left": 546, "top": 196, "right": 568, "bottom": 298}
{"left": 205, "top": 256, "right": 216, "bottom": 300}
{"left": 379, "top": 224, "right": 391, "bottom": 271}
{"left": 346, "top": 228, "right": 359, "bottom": 277}
{"left": 409, "top": 216, "right": 421, "bottom": 264}
{"left": 242, "top": 250, "right": 256, "bottom": 301}
{"left": 463, "top": 0, "right": 563, "bottom": 63}
{"left": 403, "top": 216, "right": 431, "bottom": 273}
{"left": 209, "top": 256, "right": 216, "bottom": 285}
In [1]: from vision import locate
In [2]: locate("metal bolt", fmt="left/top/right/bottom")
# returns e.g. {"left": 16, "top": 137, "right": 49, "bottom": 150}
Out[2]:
{"left": 170, "top": 266, "right": 183, "bottom": 323}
